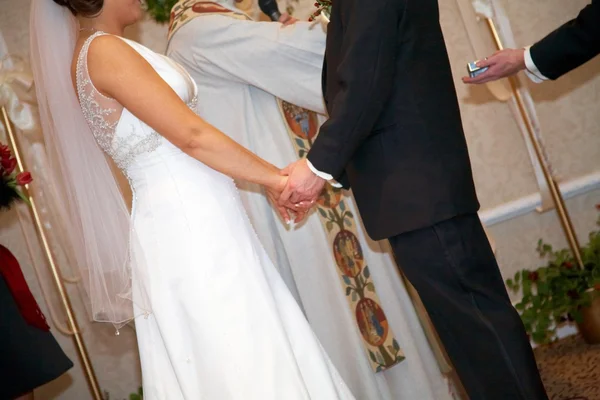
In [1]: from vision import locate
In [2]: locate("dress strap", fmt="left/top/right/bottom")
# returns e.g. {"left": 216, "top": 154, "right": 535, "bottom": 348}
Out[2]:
{"left": 75, "top": 31, "right": 113, "bottom": 100}
{"left": 74, "top": 30, "right": 124, "bottom": 165}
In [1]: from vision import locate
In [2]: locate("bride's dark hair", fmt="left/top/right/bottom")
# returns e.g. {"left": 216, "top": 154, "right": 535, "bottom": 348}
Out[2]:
{"left": 52, "top": 0, "right": 103, "bottom": 17}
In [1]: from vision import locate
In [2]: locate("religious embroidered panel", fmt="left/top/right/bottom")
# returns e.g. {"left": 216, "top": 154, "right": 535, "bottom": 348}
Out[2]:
{"left": 278, "top": 100, "right": 404, "bottom": 372}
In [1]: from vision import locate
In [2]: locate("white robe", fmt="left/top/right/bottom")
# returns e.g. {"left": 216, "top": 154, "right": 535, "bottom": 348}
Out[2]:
{"left": 167, "top": 5, "right": 453, "bottom": 399}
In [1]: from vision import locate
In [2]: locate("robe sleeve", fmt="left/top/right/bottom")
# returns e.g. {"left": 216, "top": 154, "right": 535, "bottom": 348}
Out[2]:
{"left": 168, "top": 15, "right": 326, "bottom": 114}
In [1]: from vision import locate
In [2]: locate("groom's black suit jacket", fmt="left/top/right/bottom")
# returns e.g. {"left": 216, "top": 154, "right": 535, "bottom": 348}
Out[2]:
{"left": 529, "top": 0, "right": 600, "bottom": 80}
{"left": 307, "top": 0, "right": 479, "bottom": 240}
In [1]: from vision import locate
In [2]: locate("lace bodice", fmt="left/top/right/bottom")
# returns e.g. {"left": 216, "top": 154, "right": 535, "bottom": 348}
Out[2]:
{"left": 76, "top": 31, "right": 198, "bottom": 172}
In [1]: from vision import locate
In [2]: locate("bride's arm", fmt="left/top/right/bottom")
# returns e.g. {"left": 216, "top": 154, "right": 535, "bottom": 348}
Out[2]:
{"left": 86, "top": 35, "right": 292, "bottom": 215}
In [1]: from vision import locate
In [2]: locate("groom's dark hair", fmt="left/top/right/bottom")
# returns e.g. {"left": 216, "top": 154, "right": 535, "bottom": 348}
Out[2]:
{"left": 53, "top": 0, "right": 103, "bottom": 17}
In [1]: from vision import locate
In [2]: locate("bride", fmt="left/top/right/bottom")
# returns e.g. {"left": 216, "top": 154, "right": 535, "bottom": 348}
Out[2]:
{"left": 29, "top": 0, "right": 355, "bottom": 398}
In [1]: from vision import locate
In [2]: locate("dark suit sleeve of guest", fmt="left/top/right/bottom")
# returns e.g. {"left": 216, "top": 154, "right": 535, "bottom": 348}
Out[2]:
{"left": 307, "top": 0, "right": 398, "bottom": 179}
{"left": 530, "top": 0, "right": 600, "bottom": 80}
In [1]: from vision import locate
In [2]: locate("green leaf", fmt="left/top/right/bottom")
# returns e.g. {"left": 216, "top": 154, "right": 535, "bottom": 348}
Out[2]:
{"left": 532, "top": 331, "right": 548, "bottom": 345}
{"left": 571, "top": 309, "right": 584, "bottom": 324}
{"left": 393, "top": 339, "right": 400, "bottom": 351}
{"left": 295, "top": 138, "right": 306, "bottom": 148}
{"left": 352, "top": 291, "right": 358, "bottom": 302}
{"left": 298, "top": 149, "right": 307, "bottom": 158}
{"left": 522, "top": 276, "right": 532, "bottom": 297}
{"left": 318, "top": 208, "right": 327, "bottom": 218}
{"left": 366, "top": 282, "right": 375, "bottom": 292}
{"left": 346, "top": 211, "right": 354, "bottom": 219}
{"left": 342, "top": 275, "right": 351, "bottom": 285}
{"left": 15, "top": 189, "right": 31, "bottom": 206}
{"left": 345, "top": 287, "right": 352, "bottom": 296}
{"left": 345, "top": 219, "right": 352, "bottom": 227}
{"left": 339, "top": 201, "right": 346, "bottom": 212}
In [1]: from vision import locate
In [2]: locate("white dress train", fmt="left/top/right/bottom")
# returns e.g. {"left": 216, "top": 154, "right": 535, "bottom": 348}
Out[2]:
{"left": 76, "top": 31, "right": 355, "bottom": 400}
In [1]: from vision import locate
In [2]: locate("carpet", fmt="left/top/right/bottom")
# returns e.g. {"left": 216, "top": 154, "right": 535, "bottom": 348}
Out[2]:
{"left": 534, "top": 335, "right": 600, "bottom": 400}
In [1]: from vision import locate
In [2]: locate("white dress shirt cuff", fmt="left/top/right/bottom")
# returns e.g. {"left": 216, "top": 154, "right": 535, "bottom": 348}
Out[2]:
{"left": 524, "top": 46, "right": 549, "bottom": 83}
{"left": 306, "top": 160, "right": 343, "bottom": 188}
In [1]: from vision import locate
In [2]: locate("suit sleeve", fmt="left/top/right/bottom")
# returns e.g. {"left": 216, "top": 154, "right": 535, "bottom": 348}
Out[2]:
{"left": 307, "top": 0, "right": 399, "bottom": 179}
{"left": 168, "top": 15, "right": 327, "bottom": 114}
{"left": 529, "top": 0, "right": 600, "bottom": 80}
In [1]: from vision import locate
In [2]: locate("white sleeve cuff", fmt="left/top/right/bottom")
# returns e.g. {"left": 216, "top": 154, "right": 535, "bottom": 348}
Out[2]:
{"left": 306, "top": 160, "right": 343, "bottom": 188}
{"left": 524, "top": 46, "right": 548, "bottom": 83}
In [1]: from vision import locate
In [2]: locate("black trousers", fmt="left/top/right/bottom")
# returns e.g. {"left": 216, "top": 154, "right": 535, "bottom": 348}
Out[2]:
{"left": 389, "top": 213, "right": 548, "bottom": 400}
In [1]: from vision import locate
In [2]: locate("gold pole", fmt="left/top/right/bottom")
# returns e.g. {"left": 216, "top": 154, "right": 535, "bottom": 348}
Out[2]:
{"left": 1, "top": 107, "right": 103, "bottom": 400}
{"left": 484, "top": 18, "right": 584, "bottom": 269}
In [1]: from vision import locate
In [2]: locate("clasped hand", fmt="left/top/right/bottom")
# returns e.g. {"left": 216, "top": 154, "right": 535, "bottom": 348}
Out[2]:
{"left": 267, "top": 159, "right": 326, "bottom": 224}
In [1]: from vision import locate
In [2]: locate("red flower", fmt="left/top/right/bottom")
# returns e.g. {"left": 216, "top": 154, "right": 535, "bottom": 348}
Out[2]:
{"left": 596, "top": 204, "right": 600, "bottom": 211}
{"left": 16, "top": 171, "right": 32, "bottom": 186}
{"left": 528, "top": 271, "right": 539, "bottom": 282}
{"left": 1, "top": 157, "right": 17, "bottom": 176}
{"left": 563, "top": 261, "right": 574, "bottom": 269}
{"left": 0, "top": 144, "right": 12, "bottom": 161}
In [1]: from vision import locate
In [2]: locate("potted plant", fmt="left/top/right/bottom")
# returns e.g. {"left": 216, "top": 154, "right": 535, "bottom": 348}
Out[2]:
{"left": 506, "top": 205, "right": 600, "bottom": 345}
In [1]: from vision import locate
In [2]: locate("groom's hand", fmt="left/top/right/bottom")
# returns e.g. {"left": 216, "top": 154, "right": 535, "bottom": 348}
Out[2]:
{"left": 279, "top": 159, "right": 325, "bottom": 221}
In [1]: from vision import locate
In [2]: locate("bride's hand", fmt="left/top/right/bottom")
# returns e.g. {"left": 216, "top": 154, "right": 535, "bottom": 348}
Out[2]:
{"left": 266, "top": 174, "right": 311, "bottom": 225}
{"left": 272, "top": 172, "right": 313, "bottom": 225}
{"left": 266, "top": 175, "right": 294, "bottom": 224}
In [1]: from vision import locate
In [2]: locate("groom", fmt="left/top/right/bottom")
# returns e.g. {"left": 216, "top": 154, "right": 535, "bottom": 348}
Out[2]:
{"left": 281, "top": 0, "right": 548, "bottom": 399}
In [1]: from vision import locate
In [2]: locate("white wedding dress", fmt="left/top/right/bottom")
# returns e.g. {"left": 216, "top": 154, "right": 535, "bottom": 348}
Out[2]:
{"left": 76, "top": 32, "right": 355, "bottom": 400}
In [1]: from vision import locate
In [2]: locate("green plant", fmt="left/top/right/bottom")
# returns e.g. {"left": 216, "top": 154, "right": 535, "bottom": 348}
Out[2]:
{"left": 145, "top": 0, "right": 177, "bottom": 23}
{"left": 103, "top": 386, "right": 143, "bottom": 400}
{"left": 129, "top": 386, "right": 143, "bottom": 400}
{"left": 506, "top": 205, "right": 600, "bottom": 344}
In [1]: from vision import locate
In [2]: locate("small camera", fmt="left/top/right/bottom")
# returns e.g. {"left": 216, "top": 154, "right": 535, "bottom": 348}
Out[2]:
{"left": 467, "top": 60, "right": 489, "bottom": 78}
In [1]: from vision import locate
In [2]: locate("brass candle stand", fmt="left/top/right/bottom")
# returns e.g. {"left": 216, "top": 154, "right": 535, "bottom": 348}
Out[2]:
{"left": 483, "top": 18, "right": 584, "bottom": 269}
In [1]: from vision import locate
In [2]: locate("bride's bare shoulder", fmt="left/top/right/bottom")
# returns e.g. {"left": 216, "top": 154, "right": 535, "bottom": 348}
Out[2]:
{"left": 82, "top": 35, "right": 152, "bottom": 97}
{"left": 86, "top": 34, "right": 138, "bottom": 69}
